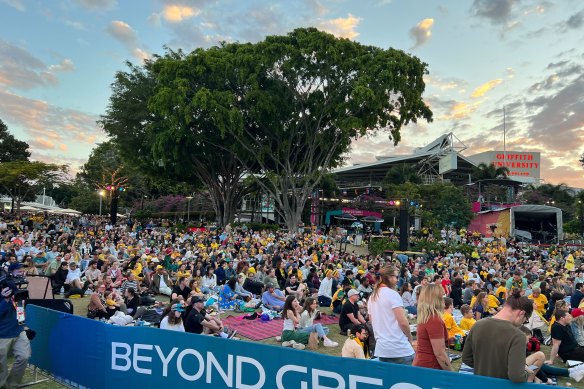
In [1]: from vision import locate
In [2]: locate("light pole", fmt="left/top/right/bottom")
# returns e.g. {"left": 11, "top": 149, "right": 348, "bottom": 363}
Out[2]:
{"left": 186, "top": 196, "right": 193, "bottom": 221}
{"left": 98, "top": 190, "right": 105, "bottom": 215}
{"left": 579, "top": 200, "right": 583, "bottom": 238}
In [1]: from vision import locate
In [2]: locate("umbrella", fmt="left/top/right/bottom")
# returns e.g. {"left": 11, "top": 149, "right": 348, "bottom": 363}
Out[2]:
{"left": 334, "top": 213, "right": 357, "bottom": 221}
{"left": 361, "top": 216, "right": 384, "bottom": 223}
{"left": 351, "top": 222, "right": 364, "bottom": 229}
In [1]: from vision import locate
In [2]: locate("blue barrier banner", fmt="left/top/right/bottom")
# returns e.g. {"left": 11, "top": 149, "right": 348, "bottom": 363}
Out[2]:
{"left": 26, "top": 305, "right": 540, "bottom": 389}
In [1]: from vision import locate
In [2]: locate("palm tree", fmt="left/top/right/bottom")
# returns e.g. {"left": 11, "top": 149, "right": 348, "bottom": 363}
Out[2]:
{"left": 472, "top": 163, "right": 510, "bottom": 181}
{"left": 383, "top": 163, "right": 422, "bottom": 186}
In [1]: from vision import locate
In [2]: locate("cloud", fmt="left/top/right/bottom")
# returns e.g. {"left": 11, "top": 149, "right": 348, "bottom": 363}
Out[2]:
{"left": 409, "top": 18, "right": 434, "bottom": 49}
{"left": 526, "top": 73, "right": 584, "bottom": 152}
{"left": 107, "top": 20, "right": 138, "bottom": 47}
{"left": 106, "top": 21, "right": 150, "bottom": 62}
{"left": 424, "top": 75, "right": 467, "bottom": 92}
{"left": 439, "top": 101, "right": 481, "bottom": 120}
{"left": 0, "top": 89, "right": 106, "bottom": 171}
{"left": 564, "top": 9, "right": 584, "bottom": 30}
{"left": 305, "top": 0, "right": 327, "bottom": 15}
{"left": 318, "top": 14, "right": 361, "bottom": 40}
{"left": 471, "top": 79, "right": 502, "bottom": 98}
{"left": 73, "top": 0, "right": 116, "bottom": 11}
{"left": 471, "top": 0, "right": 516, "bottom": 25}
{"left": 2, "top": 0, "right": 24, "bottom": 11}
{"left": 64, "top": 20, "right": 85, "bottom": 30}
{"left": 29, "top": 138, "right": 56, "bottom": 150}
{"left": 0, "top": 40, "right": 73, "bottom": 90}
{"left": 162, "top": 4, "right": 200, "bottom": 23}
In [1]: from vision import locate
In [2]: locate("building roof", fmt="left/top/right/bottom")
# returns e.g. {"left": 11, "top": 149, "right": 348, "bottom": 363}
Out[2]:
{"left": 333, "top": 133, "right": 478, "bottom": 186}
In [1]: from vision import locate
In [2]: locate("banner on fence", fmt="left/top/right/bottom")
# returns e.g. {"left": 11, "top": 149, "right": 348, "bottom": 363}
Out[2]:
{"left": 26, "top": 305, "right": 538, "bottom": 389}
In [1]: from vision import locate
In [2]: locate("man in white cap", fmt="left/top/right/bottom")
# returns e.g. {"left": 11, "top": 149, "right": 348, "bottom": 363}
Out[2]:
{"left": 339, "top": 289, "right": 366, "bottom": 335}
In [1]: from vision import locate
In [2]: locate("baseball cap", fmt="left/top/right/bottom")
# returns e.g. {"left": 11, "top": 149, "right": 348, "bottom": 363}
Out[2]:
{"left": 265, "top": 283, "right": 275, "bottom": 289}
{"left": 347, "top": 289, "right": 360, "bottom": 298}
{"left": 192, "top": 296, "right": 205, "bottom": 304}
{"left": 573, "top": 308, "right": 584, "bottom": 319}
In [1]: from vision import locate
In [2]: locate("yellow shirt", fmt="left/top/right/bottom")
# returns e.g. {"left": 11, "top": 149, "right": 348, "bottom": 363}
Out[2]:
{"left": 529, "top": 293, "right": 548, "bottom": 314}
{"left": 443, "top": 312, "right": 465, "bottom": 338}
{"left": 459, "top": 316, "right": 476, "bottom": 331}
{"left": 487, "top": 294, "right": 500, "bottom": 309}
{"left": 176, "top": 270, "right": 191, "bottom": 279}
{"left": 495, "top": 286, "right": 507, "bottom": 300}
{"left": 565, "top": 254, "right": 575, "bottom": 271}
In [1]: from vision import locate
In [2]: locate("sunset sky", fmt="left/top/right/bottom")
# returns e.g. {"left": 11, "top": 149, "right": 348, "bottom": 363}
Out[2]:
{"left": 0, "top": 0, "right": 582, "bottom": 186}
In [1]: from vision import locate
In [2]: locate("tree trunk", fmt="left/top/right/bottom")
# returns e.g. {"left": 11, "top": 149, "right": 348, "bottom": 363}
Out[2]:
{"left": 110, "top": 194, "right": 118, "bottom": 224}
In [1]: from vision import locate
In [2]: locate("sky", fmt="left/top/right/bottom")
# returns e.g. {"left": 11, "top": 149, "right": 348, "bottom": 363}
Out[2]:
{"left": 0, "top": 0, "right": 583, "bottom": 187}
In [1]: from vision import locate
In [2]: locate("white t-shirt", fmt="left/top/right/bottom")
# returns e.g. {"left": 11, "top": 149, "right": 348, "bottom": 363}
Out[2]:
{"left": 159, "top": 316, "right": 185, "bottom": 332}
{"left": 368, "top": 287, "right": 414, "bottom": 358}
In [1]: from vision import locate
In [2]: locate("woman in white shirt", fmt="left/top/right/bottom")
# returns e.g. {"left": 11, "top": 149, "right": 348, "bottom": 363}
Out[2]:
{"left": 201, "top": 268, "right": 218, "bottom": 294}
{"left": 159, "top": 303, "right": 185, "bottom": 332}
{"left": 299, "top": 297, "right": 338, "bottom": 347}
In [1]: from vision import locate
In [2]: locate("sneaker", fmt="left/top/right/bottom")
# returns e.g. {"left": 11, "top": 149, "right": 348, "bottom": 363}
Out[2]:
{"left": 228, "top": 329, "right": 238, "bottom": 339}
{"left": 292, "top": 343, "right": 305, "bottom": 350}
{"left": 323, "top": 339, "right": 338, "bottom": 347}
{"left": 570, "top": 363, "right": 584, "bottom": 382}
{"left": 282, "top": 340, "right": 296, "bottom": 347}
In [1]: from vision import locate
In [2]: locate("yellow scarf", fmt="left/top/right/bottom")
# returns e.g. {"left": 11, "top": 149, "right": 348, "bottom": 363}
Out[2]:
{"left": 353, "top": 337, "right": 369, "bottom": 359}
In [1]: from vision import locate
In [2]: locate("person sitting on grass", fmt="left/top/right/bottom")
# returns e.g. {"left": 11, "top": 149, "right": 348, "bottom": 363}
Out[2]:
{"left": 159, "top": 303, "right": 185, "bottom": 332}
{"left": 184, "top": 296, "right": 235, "bottom": 338}
{"left": 519, "top": 325, "right": 584, "bottom": 384}
{"left": 281, "top": 295, "right": 318, "bottom": 350}
{"left": 299, "top": 297, "right": 338, "bottom": 348}
{"left": 471, "top": 292, "right": 489, "bottom": 320}
{"left": 548, "top": 310, "right": 584, "bottom": 364}
{"left": 342, "top": 324, "right": 370, "bottom": 359}
{"left": 443, "top": 297, "right": 465, "bottom": 341}
{"left": 87, "top": 284, "right": 109, "bottom": 320}
{"left": 218, "top": 277, "right": 242, "bottom": 310}
{"left": 262, "top": 282, "right": 286, "bottom": 311}
{"left": 339, "top": 289, "right": 367, "bottom": 335}
{"left": 459, "top": 304, "right": 476, "bottom": 331}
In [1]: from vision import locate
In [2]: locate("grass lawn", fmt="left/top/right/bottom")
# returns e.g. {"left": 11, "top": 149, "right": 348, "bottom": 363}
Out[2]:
{"left": 19, "top": 295, "right": 584, "bottom": 388}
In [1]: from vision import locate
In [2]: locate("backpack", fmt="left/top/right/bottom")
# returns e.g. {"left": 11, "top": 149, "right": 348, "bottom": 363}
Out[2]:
{"left": 527, "top": 336, "right": 540, "bottom": 353}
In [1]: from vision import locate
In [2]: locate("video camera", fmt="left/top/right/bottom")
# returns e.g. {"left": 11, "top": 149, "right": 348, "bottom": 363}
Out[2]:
{"left": 0, "top": 268, "right": 17, "bottom": 296}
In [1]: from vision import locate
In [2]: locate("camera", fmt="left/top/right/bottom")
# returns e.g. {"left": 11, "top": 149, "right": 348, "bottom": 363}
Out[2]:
{"left": 0, "top": 269, "right": 16, "bottom": 296}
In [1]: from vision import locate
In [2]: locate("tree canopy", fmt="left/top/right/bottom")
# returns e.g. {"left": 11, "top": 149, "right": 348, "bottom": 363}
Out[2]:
{"left": 472, "top": 162, "right": 509, "bottom": 180}
{"left": 0, "top": 161, "right": 67, "bottom": 211}
{"left": 102, "top": 28, "right": 432, "bottom": 228}
{"left": 0, "top": 119, "right": 30, "bottom": 162}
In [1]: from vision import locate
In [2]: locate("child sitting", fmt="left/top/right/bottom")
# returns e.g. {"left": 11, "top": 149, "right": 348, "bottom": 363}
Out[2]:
{"left": 459, "top": 304, "right": 476, "bottom": 331}
{"left": 443, "top": 297, "right": 465, "bottom": 344}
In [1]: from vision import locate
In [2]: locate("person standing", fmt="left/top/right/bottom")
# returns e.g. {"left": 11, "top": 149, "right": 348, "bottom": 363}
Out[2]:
{"left": 462, "top": 290, "right": 535, "bottom": 383}
{"left": 413, "top": 284, "right": 452, "bottom": 370}
{"left": 0, "top": 284, "right": 31, "bottom": 389}
{"left": 368, "top": 266, "right": 415, "bottom": 365}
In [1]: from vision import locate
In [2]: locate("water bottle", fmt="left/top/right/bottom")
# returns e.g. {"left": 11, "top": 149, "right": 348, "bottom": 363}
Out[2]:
{"left": 60, "top": 286, "right": 64, "bottom": 295}
{"left": 454, "top": 335, "right": 462, "bottom": 351}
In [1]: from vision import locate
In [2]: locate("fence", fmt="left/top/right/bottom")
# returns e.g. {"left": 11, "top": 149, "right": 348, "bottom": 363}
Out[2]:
{"left": 26, "top": 305, "right": 539, "bottom": 389}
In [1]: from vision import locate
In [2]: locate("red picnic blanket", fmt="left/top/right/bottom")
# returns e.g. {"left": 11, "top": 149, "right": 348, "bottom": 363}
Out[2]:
{"left": 222, "top": 313, "right": 339, "bottom": 341}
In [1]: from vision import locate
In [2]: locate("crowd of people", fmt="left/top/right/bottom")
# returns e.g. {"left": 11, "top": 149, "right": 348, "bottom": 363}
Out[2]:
{"left": 2, "top": 211, "right": 584, "bottom": 386}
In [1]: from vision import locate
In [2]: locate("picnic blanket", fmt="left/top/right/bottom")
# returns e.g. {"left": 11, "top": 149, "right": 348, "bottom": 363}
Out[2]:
{"left": 222, "top": 313, "right": 339, "bottom": 341}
